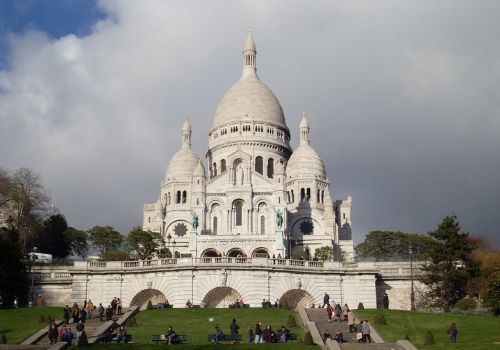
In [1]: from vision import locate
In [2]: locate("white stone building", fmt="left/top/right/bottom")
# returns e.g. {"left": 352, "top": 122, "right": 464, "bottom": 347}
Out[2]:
{"left": 143, "top": 35, "right": 354, "bottom": 260}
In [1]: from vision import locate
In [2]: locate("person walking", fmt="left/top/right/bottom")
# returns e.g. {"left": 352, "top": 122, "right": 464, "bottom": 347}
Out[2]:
{"left": 326, "top": 304, "right": 333, "bottom": 322}
{"left": 448, "top": 322, "right": 458, "bottom": 343}
{"left": 347, "top": 310, "right": 356, "bottom": 333}
{"left": 362, "top": 320, "right": 371, "bottom": 343}
{"left": 322, "top": 292, "right": 330, "bottom": 307}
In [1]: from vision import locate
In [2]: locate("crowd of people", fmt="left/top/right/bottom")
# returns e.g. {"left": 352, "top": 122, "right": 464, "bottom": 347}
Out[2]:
{"left": 207, "top": 318, "right": 291, "bottom": 344}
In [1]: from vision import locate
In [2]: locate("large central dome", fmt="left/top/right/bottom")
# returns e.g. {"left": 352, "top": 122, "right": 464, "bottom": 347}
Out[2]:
{"left": 211, "top": 34, "right": 287, "bottom": 129}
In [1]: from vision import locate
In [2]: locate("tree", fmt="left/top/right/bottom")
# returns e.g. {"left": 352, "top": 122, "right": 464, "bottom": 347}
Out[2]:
{"left": 482, "top": 276, "right": 500, "bottom": 315}
{"left": 0, "top": 167, "right": 50, "bottom": 252}
{"left": 314, "top": 246, "right": 333, "bottom": 261}
{"left": 420, "top": 216, "right": 478, "bottom": 309}
{"left": 0, "top": 227, "right": 29, "bottom": 307}
{"left": 88, "top": 226, "right": 124, "bottom": 256}
{"left": 64, "top": 227, "right": 89, "bottom": 259}
{"left": 126, "top": 227, "right": 165, "bottom": 260}
{"left": 35, "top": 213, "right": 70, "bottom": 258}
{"left": 355, "top": 230, "right": 436, "bottom": 261}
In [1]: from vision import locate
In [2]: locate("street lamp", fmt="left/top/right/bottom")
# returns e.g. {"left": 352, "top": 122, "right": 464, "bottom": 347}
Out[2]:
{"left": 409, "top": 247, "right": 416, "bottom": 311}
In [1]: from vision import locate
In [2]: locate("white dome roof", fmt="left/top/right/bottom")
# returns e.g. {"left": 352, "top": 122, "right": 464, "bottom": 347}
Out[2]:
{"left": 213, "top": 74, "right": 286, "bottom": 128}
{"left": 287, "top": 144, "right": 326, "bottom": 179}
{"left": 193, "top": 160, "right": 205, "bottom": 177}
{"left": 165, "top": 147, "right": 201, "bottom": 180}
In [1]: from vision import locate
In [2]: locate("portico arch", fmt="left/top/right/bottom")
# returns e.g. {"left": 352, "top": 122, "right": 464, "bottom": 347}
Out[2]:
{"left": 201, "top": 248, "right": 221, "bottom": 257}
{"left": 227, "top": 248, "right": 246, "bottom": 257}
{"left": 252, "top": 247, "right": 270, "bottom": 258}
{"left": 279, "top": 289, "right": 314, "bottom": 309}
{"left": 202, "top": 287, "right": 243, "bottom": 308}
{"left": 130, "top": 289, "right": 167, "bottom": 310}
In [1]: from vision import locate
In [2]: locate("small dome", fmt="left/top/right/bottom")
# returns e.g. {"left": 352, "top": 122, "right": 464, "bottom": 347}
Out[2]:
{"left": 165, "top": 147, "right": 201, "bottom": 180}
{"left": 244, "top": 33, "right": 256, "bottom": 51}
{"left": 286, "top": 144, "right": 326, "bottom": 179}
{"left": 213, "top": 74, "right": 286, "bottom": 127}
{"left": 193, "top": 160, "right": 205, "bottom": 177}
{"left": 299, "top": 116, "right": 309, "bottom": 129}
{"left": 182, "top": 118, "right": 191, "bottom": 132}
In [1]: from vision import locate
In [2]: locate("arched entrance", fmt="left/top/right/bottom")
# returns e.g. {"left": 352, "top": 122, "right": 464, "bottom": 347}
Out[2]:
{"left": 201, "top": 248, "right": 221, "bottom": 257}
{"left": 252, "top": 247, "right": 270, "bottom": 258}
{"left": 130, "top": 289, "right": 167, "bottom": 310}
{"left": 227, "top": 248, "right": 246, "bottom": 257}
{"left": 202, "top": 287, "right": 242, "bottom": 308}
{"left": 280, "top": 289, "right": 314, "bottom": 309}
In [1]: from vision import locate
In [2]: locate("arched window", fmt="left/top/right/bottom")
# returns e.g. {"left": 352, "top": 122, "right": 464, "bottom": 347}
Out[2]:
{"left": 300, "top": 188, "right": 305, "bottom": 202}
{"left": 321, "top": 190, "right": 325, "bottom": 203}
{"left": 317, "top": 189, "right": 320, "bottom": 203}
{"left": 260, "top": 215, "right": 266, "bottom": 234}
{"left": 213, "top": 217, "right": 218, "bottom": 235}
{"left": 196, "top": 198, "right": 199, "bottom": 205}
{"left": 176, "top": 191, "right": 181, "bottom": 204}
{"left": 306, "top": 188, "right": 311, "bottom": 201}
{"left": 255, "top": 156, "right": 263, "bottom": 175}
{"left": 213, "top": 163, "right": 217, "bottom": 177}
{"left": 182, "top": 190, "right": 187, "bottom": 203}
{"left": 235, "top": 201, "right": 243, "bottom": 226}
{"left": 291, "top": 190, "right": 294, "bottom": 203}
{"left": 267, "top": 158, "right": 274, "bottom": 178}
{"left": 221, "top": 159, "right": 226, "bottom": 173}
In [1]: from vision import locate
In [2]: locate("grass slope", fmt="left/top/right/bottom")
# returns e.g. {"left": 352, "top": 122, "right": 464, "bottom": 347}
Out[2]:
{"left": 355, "top": 309, "right": 500, "bottom": 350}
{"left": 129, "top": 308, "right": 305, "bottom": 345}
{"left": 0, "top": 307, "right": 61, "bottom": 344}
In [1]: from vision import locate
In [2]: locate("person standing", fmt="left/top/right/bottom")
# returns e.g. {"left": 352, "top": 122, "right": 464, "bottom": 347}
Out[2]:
{"left": 362, "top": 320, "right": 371, "bottom": 343}
{"left": 326, "top": 304, "right": 333, "bottom": 322}
{"left": 230, "top": 318, "right": 239, "bottom": 335}
{"left": 76, "top": 320, "right": 84, "bottom": 343}
{"left": 448, "top": 322, "right": 458, "bottom": 343}
{"left": 322, "top": 292, "right": 330, "bottom": 308}
{"left": 347, "top": 310, "right": 356, "bottom": 333}
{"left": 117, "top": 298, "right": 122, "bottom": 315}
{"left": 383, "top": 293, "right": 389, "bottom": 309}
{"left": 98, "top": 303, "right": 104, "bottom": 321}
{"left": 63, "top": 305, "right": 71, "bottom": 324}
{"left": 255, "top": 321, "right": 263, "bottom": 343}
{"left": 247, "top": 326, "right": 254, "bottom": 344}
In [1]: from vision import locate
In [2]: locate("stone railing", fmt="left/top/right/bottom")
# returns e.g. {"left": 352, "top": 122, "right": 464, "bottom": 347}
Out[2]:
{"left": 32, "top": 271, "right": 72, "bottom": 281}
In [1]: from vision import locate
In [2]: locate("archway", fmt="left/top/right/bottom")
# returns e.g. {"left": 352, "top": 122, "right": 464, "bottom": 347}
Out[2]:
{"left": 130, "top": 289, "right": 167, "bottom": 310}
{"left": 252, "top": 247, "right": 270, "bottom": 258}
{"left": 279, "top": 289, "right": 314, "bottom": 309}
{"left": 227, "top": 248, "right": 246, "bottom": 257}
{"left": 202, "top": 287, "right": 243, "bottom": 308}
{"left": 201, "top": 248, "right": 221, "bottom": 257}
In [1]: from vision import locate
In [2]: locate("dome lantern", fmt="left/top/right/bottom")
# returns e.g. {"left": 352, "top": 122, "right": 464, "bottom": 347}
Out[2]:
{"left": 242, "top": 32, "right": 257, "bottom": 77}
{"left": 182, "top": 117, "right": 191, "bottom": 148}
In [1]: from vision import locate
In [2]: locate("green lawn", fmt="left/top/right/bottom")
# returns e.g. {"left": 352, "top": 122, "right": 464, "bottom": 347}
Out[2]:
{"left": 0, "top": 307, "right": 61, "bottom": 344}
{"left": 129, "top": 308, "right": 306, "bottom": 344}
{"left": 355, "top": 309, "right": 500, "bottom": 350}
{"left": 90, "top": 343, "right": 315, "bottom": 350}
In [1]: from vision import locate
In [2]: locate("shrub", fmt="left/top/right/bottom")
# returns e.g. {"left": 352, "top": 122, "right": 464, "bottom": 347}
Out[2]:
{"left": 287, "top": 314, "right": 297, "bottom": 328}
{"left": 454, "top": 297, "right": 476, "bottom": 311}
{"left": 374, "top": 314, "right": 387, "bottom": 325}
{"left": 146, "top": 300, "right": 153, "bottom": 310}
{"left": 404, "top": 334, "right": 411, "bottom": 341}
{"left": 0, "top": 333, "right": 7, "bottom": 344}
{"left": 357, "top": 302, "right": 364, "bottom": 310}
{"left": 424, "top": 330, "right": 435, "bottom": 345}
{"left": 78, "top": 330, "right": 89, "bottom": 347}
{"left": 38, "top": 315, "right": 46, "bottom": 324}
{"left": 302, "top": 331, "right": 313, "bottom": 345}
{"left": 127, "top": 317, "right": 138, "bottom": 327}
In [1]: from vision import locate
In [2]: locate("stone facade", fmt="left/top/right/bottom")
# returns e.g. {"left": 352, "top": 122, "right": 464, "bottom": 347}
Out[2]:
{"left": 143, "top": 34, "right": 354, "bottom": 261}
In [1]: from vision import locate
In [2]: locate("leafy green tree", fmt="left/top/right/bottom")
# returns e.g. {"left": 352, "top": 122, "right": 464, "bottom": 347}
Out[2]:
{"left": 420, "top": 216, "right": 478, "bottom": 309}
{"left": 482, "top": 276, "right": 500, "bottom": 315}
{"left": 35, "top": 213, "right": 70, "bottom": 258}
{"left": 355, "top": 230, "right": 436, "bottom": 261}
{"left": 0, "top": 227, "right": 28, "bottom": 306}
{"left": 100, "top": 250, "right": 130, "bottom": 261}
{"left": 88, "top": 226, "right": 124, "bottom": 255}
{"left": 314, "top": 246, "right": 333, "bottom": 261}
{"left": 64, "top": 227, "right": 89, "bottom": 259}
{"left": 126, "top": 227, "right": 165, "bottom": 260}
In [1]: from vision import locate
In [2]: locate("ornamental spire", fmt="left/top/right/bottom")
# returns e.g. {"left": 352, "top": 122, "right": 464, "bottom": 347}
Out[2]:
{"left": 242, "top": 32, "right": 257, "bottom": 77}
{"left": 299, "top": 113, "right": 310, "bottom": 145}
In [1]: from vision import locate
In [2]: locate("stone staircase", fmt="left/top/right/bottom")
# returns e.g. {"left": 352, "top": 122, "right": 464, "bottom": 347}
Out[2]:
{"left": 305, "top": 308, "right": 406, "bottom": 350}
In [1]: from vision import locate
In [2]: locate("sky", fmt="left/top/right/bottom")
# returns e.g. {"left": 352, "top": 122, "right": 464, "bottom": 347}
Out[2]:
{"left": 0, "top": 0, "right": 499, "bottom": 246}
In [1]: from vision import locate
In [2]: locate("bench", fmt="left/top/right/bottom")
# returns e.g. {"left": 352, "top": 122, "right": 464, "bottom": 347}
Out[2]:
{"left": 151, "top": 334, "right": 188, "bottom": 344}
{"left": 207, "top": 334, "right": 242, "bottom": 343}
{"left": 270, "top": 333, "right": 298, "bottom": 343}
{"left": 152, "top": 304, "right": 173, "bottom": 309}
{"left": 228, "top": 304, "right": 250, "bottom": 308}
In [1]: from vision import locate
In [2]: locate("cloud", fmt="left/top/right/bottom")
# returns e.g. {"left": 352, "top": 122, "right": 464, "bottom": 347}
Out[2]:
{"left": 0, "top": 0, "right": 499, "bottom": 245}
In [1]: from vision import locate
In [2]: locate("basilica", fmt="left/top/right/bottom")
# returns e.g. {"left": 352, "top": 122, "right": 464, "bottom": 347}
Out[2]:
{"left": 142, "top": 35, "right": 354, "bottom": 261}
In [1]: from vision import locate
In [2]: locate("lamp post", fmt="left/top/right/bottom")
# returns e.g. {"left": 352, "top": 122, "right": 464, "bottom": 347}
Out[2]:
{"left": 409, "top": 247, "right": 416, "bottom": 311}
{"left": 167, "top": 234, "right": 172, "bottom": 257}
{"left": 30, "top": 246, "right": 38, "bottom": 306}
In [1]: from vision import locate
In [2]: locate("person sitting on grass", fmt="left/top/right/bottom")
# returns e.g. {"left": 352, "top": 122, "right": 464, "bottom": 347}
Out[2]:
{"left": 48, "top": 322, "right": 59, "bottom": 344}
{"left": 64, "top": 327, "right": 74, "bottom": 344}
{"left": 104, "top": 327, "right": 116, "bottom": 342}
{"left": 323, "top": 330, "right": 332, "bottom": 341}
{"left": 279, "top": 326, "right": 289, "bottom": 343}
{"left": 116, "top": 326, "right": 128, "bottom": 343}
{"left": 165, "top": 325, "right": 177, "bottom": 345}
{"left": 212, "top": 326, "right": 223, "bottom": 343}
{"left": 185, "top": 299, "right": 192, "bottom": 308}
{"left": 262, "top": 324, "right": 275, "bottom": 343}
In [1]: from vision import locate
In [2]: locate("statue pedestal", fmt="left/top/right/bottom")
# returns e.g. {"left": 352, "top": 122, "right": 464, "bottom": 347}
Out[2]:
{"left": 274, "top": 230, "right": 285, "bottom": 258}
{"left": 188, "top": 230, "right": 198, "bottom": 258}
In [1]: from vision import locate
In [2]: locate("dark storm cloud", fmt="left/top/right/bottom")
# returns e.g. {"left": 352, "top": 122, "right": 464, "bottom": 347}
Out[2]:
{"left": 0, "top": 0, "right": 498, "bottom": 245}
